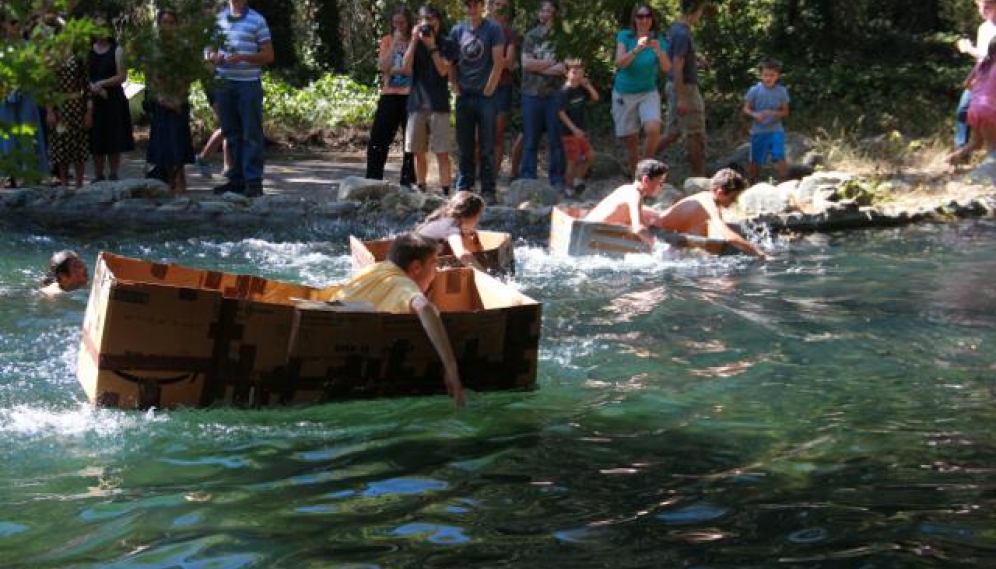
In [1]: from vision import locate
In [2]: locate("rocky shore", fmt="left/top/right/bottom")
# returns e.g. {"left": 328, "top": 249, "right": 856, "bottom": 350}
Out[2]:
{"left": 2, "top": 153, "right": 994, "bottom": 239}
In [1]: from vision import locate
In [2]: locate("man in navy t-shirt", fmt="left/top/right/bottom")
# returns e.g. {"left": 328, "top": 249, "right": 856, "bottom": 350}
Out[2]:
{"left": 449, "top": 0, "right": 505, "bottom": 201}
{"left": 657, "top": 0, "right": 706, "bottom": 177}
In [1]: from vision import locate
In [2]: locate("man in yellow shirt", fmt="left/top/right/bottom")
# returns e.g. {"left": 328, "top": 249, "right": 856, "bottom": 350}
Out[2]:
{"left": 332, "top": 232, "right": 465, "bottom": 407}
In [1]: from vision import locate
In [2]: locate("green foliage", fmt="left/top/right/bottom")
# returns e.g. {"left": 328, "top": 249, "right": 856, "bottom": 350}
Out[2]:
{"left": 124, "top": 0, "right": 219, "bottom": 105}
{"left": 260, "top": 73, "right": 379, "bottom": 135}
{"left": 1, "top": 0, "right": 99, "bottom": 181}
{"left": 1, "top": 1, "right": 98, "bottom": 103}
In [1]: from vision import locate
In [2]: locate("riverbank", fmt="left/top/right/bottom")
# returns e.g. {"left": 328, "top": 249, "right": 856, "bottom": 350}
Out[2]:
{"left": 1, "top": 147, "right": 994, "bottom": 239}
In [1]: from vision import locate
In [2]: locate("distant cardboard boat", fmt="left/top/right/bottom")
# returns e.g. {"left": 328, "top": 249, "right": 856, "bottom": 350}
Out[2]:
{"left": 549, "top": 205, "right": 731, "bottom": 257}
{"left": 350, "top": 231, "right": 516, "bottom": 278}
{"left": 77, "top": 252, "right": 541, "bottom": 410}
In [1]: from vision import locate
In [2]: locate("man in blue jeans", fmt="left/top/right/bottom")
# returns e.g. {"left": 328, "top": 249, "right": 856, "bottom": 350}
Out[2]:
{"left": 449, "top": 0, "right": 505, "bottom": 201}
{"left": 208, "top": 0, "right": 274, "bottom": 197}
{"left": 520, "top": 1, "right": 566, "bottom": 191}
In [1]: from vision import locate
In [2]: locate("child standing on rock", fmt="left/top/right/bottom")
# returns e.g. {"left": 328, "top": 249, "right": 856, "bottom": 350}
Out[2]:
{"left": 742, "top": 57, "right": 790, "bottom": 182}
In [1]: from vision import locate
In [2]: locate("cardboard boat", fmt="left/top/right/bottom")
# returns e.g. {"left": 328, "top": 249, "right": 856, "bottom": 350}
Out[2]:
{"left": 350, "top": 230, "right": 516, "bottom": 278}
{"left": 549, "top": 205, "right": 730, "bottom": 257}
{"left": 77, "top": 252, "right": 541, "bottom": 410}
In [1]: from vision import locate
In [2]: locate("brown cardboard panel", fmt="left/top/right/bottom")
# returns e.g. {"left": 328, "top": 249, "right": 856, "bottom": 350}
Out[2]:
{"left": 349, "top": 236, "right": 392, "bottom": 273}
{"left": 549, "top": 205, "right": 648, "bottom": 257}
{"left": 351, "top": 232, "right": 515, "bottom": 278}
{"left": 103, "top": 252, "right": 206, "bottom": 288}
{"left": 473, "top": 269, "right": 534, "bottom": 310}
{"left": 428, "top": 268, "right": 482, "bottom": 312}
{"left": 91, "top": 368, "right": 207, "bottom": 409}
{"left": 102, "top": 282, "right": 220, "bottom": 358}
{"left": 78, "top": 252, "right": 541, "bottom": 409}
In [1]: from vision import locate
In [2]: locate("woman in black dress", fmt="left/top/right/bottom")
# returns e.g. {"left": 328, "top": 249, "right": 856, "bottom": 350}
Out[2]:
{"left": 87, "top": 14, "right": 134, "bottom": 182}
{"left": 145, "top": 9, "right": 195, "bottom": 194}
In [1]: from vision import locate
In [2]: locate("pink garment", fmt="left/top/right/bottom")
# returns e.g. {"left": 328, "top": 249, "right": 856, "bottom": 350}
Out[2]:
{"left": 968, "top": 62, "right": 996, "bottom": 130}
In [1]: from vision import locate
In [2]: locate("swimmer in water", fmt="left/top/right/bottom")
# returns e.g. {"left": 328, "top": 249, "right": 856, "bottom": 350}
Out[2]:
{"left": 39, "top": 250, "right": 89, "bottom": 296}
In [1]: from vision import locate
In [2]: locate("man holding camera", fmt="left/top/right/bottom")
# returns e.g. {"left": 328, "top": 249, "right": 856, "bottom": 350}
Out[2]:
{"left": 402, "top": 6, "right": 458, "bottom": 195}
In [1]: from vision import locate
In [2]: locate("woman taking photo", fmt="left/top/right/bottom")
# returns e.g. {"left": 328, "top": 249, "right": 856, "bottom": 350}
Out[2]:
{"left": 611, "top": 3, "right": 670, "bottom": 175}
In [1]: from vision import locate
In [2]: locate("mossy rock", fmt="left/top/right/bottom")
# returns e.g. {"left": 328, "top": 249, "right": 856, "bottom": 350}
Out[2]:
{"left": 834, "top": 180, "right": 878, "bottom": 206}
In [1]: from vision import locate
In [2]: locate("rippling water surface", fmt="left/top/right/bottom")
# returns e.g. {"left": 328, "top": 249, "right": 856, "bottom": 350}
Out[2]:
{"left": 1, "top": 221, "right": 994, "bottom": 568}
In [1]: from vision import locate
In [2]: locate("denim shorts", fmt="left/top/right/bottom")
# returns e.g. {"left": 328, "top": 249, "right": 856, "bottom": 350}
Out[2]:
{"left": 749, "top": 131, "right": 786, "bottom": 165}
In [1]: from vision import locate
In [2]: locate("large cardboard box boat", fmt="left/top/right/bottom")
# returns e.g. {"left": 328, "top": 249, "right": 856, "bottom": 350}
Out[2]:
{"left": 77, "top": 252, "right": 541, "bottom": 409}
{"left": 351, "top": 231, "right": 515, "bottom": 278}
{"left": 549, "top": 205, "right": 730, "bottom": 257}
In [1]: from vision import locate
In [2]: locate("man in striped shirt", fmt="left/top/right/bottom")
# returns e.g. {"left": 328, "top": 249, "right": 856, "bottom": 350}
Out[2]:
{"left": 207, "top": 0, "right": 274, "bottom": 197}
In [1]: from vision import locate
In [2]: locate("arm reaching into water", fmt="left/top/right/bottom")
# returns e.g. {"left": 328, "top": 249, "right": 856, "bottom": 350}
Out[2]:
{"left": 412, "top": 295, "right": 466, "bottom": 407}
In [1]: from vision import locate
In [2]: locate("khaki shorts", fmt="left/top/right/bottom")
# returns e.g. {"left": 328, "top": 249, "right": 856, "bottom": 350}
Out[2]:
{"left": 611, "top": 89, "right": 662, "bottom": 137}
{"left": 664, "top": 81, "right": 706, "bottom": 137}
{"left": 405, "top": 111, "right": 454, "bottom": 154}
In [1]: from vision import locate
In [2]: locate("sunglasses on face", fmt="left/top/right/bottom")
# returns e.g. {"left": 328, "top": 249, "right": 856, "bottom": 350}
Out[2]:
{"left": 635, "top": 13, "right": 652, "bottom": 19}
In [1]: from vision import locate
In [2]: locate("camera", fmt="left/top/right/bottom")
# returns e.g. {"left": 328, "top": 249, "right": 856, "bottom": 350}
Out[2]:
{"left": 419, "top": 24, "right": 433, "bottom": 36}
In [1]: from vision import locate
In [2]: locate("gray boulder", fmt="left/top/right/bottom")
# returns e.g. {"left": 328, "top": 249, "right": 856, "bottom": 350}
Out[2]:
{"left": 734, "top": 182, "right": 796, "bottom": 217}
{"left": 503, "top": 179, "right": 562, "bottom": 206}
{"left": 683, "top": 177, "right": 710, "bottom": 194}
{"left": 108, "top": 178, "right": 172, "bottom": 200}
{"left": 338, "top": 176, "right": 396, "bottom": 202}
{"left": 649, "top": 184, "right": 684, "bottom": 209}
{"left": 251, "top": 194, "right": 312, "bottom": 217}
{"left": 317, "top": 201, "right": 359, "bottom": 219}
{"left": 587, "top": 153, "right": 627, "bottom": 180}
{"left": 794, "top": 171, "right": 852, "bottom": 211}
{"left": 481, "top": 205, "right": 524, "bottom": 226}
{"left": 381, "top": 186, "right": 427, "bottom": 218}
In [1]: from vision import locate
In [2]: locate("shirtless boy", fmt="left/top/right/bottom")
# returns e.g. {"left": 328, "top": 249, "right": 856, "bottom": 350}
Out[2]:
{"left": 654, "top": 168, "right": 766, "bottom": 258}
{"left": 584, "top": 158, "right": 668, "bottom": 245}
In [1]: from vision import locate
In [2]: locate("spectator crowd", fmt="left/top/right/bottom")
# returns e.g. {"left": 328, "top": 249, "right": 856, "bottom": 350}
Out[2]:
{"left": 2, "top": 0, "right": 803, "bottom": 198}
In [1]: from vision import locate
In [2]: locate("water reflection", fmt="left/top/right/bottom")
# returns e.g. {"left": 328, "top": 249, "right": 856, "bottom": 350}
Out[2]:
{"left": 0, "top": 222, "right": 994, "bottom": 567}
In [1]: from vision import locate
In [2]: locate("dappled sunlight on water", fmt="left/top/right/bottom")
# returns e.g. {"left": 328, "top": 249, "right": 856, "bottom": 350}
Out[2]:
{"left": 0, "top": 221, "right": 994, "bottom": 567}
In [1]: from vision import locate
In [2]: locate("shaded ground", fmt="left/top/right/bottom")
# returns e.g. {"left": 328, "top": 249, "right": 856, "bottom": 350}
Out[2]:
{"left": 117, "top": 147, "right": 370, "bottom": 199}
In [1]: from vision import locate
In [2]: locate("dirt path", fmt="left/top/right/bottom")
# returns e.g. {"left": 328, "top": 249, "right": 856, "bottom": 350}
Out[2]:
{"left": 119, "top": 148, "right": 378, "bottom": 197}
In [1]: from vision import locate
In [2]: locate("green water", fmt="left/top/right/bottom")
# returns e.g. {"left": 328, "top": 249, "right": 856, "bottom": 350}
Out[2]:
{"left": 1, "top": 221, "right": 994, "bottom": 568}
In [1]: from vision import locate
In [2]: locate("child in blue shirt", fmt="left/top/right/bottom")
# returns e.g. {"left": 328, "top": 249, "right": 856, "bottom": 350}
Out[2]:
{"left": 742, "top": 57, "right": 790, "bottom": 182}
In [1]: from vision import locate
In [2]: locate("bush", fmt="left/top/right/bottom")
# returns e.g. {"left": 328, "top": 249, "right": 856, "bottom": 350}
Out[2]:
{"left": 181, "top": 73, "right": 379, "bottom": 144}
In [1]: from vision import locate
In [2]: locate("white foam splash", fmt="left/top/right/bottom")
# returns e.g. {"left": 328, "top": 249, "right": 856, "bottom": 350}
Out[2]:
{"left": 0, "top": 403, "right": 164, "bottom": 438}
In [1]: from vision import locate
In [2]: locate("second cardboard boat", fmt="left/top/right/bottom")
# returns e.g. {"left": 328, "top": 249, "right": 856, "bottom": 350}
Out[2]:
{"left": 549, "top": 205, "right": 731, "bottom": 257}
{"left": 77, "top": 252, "right": 540, "bottom": 410}
{"left": 351, "top": 231, "right": 516, "bottom": 277}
